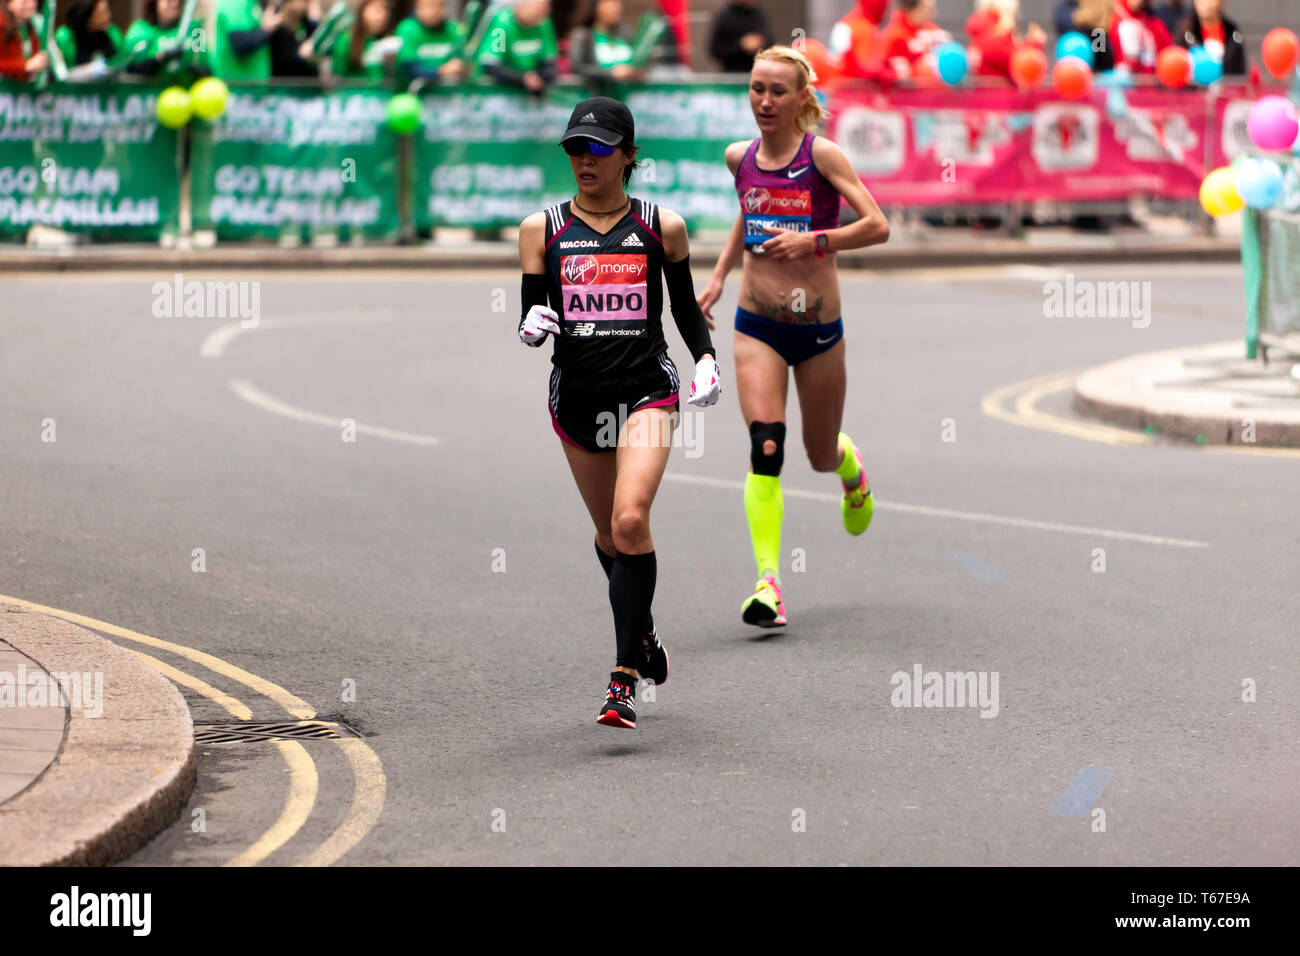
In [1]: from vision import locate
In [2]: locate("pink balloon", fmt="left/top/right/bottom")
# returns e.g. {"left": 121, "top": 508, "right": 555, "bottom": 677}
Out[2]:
{"left": 1247, "top": 95, "right": 1300, "bottom": 152}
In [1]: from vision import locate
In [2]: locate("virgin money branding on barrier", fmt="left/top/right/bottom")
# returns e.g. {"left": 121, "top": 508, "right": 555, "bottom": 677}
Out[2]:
{"left": 0, "top": 82, "right": 177, "bottom": 236}
{"left": 190, "top": 86, "right": 399, "bottom": 239}
{"left": 1211, "top": 85, "right": 1298, "bottom": 166}
{"left": 825, "top": 86, "right": 1269, "bottom": 206}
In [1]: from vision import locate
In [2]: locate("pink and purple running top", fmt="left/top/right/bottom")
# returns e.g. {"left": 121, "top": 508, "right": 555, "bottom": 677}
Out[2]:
{"left": 735, "top": 133, "right": 842, "bottom": 251}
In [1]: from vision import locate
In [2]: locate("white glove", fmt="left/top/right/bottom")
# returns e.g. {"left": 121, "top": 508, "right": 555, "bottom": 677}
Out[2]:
{"left": 519, "top": 304, "right": 560, "bottom": 347}
{"left": 686, "top": 357, "right": 721, "bottom": 407}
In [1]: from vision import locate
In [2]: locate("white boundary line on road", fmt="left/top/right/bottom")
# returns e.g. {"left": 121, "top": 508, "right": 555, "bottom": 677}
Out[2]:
{"left": 228, "top": 379, "right": 441, "bottom": 447}
{"left": 200, "top": 310, "right": 394, "bottom": 359}
{"left": 663, "top": 472, "right": 1209, "bottom": 549}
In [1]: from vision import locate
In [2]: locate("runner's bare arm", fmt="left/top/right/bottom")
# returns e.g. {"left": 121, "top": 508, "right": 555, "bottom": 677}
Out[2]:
{"left": 810, "top": 136, "right": 889, "bottom": 252}
{"left": 698, "top": 141, "right": 751, "bottom": 324}
{"left": 518, "top": 211, "right": 547, "bottom": 272}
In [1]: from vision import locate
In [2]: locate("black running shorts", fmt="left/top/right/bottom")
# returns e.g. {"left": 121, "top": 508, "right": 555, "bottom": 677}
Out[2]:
{"left": 548, "top": 353, "right": 681, "bottom": 453}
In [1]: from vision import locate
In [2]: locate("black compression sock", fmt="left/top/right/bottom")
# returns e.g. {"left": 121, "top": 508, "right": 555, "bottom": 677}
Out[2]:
{"left": 608, "top": 550, "right": 657, "bottom": 670}
{"left": 595, "top": 540, "right": 615, "bottom": 578}
{"left": 597, "top": 540, "right": 652, "bottom": 634}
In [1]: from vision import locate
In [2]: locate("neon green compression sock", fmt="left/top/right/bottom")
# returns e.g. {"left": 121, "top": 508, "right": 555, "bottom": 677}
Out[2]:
{"left": 835, "top": 431, "right": 862, "bottom": 488}
{"left": 744, "top": 472, "right": 783, "bottom": 583}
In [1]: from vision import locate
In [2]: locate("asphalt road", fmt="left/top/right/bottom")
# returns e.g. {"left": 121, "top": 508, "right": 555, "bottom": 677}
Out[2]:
{"left": 1, "top": 261, "right": 1296, "bottom": 865}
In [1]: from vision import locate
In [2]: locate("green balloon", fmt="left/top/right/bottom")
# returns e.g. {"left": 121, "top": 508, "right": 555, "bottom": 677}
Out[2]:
{"left": 386, "top": 94, "right": 423, "bottom": 135}
{"left": 156, "top": 87, "right": 192, "bottom": 129}
{"left": 190, "top": 77, "right": 229, "bottom": 121}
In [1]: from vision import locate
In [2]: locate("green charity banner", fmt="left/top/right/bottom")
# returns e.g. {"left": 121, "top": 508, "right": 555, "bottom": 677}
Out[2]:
{"left": 0, "top": 81, "right": 179, "bottom": 240}
{"left": 414, "top": 82, "right": 756, "bottom": 231}
{"left": 191, "top": 84, "right": 400, "bottom": 240}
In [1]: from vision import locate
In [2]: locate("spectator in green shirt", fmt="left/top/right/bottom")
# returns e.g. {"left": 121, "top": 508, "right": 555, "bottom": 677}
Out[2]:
{"left": 474, "top": 0, "right": 557, "bottom": 93}
{"left": 568, "top": 0, "right": 644, "bottom": 84}
{"left": 332, "top": 0, "right": 400, "bottom": 81}
{"left": 55, "top": 0, "right": 123, "bottom": 67}
{"left": 395, "top": 0, "right": 467, "bottom": 82}
{"left": 122, "top": 0, "right": 207, "bottom": 82}
{"left": 210, "top": 0, "right": 279, "bottom": 80}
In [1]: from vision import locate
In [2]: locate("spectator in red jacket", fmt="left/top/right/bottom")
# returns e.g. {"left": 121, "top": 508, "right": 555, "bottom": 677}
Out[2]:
{"left": 0, "top": 0, "right": 47, "bottom": 79}
{"left": 965, "top": 0, "right": 1046, "bottom": 80}
{"left": 829, "top": 0, "right": 888, "bottom": 81}
{"left": 870, "top": 0, "right": 951, "bottom": 83}
{"left": 1109, "top": 0, "right": 1172, "bottom": 73}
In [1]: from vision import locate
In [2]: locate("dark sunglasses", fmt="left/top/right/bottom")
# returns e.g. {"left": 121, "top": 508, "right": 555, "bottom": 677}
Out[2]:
{"left": 563, "top": 139, "right": 619, "bottom": 157}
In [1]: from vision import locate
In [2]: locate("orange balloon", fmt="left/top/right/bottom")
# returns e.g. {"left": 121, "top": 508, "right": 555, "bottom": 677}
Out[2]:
{"left": 1010, "top": 46, "right": 1048, "bottom": 89}
{"left": 797, "top": 38, "right": 843, "bottom": 84}
{"left": 1156, "top": 45, "right": 1191, "bottom": 87}
{"left": 1262, "top": 28, "right": 1299, "bottom": 80}
{"left": 1052, "top": 57, "right": 1092, "bottom": 99}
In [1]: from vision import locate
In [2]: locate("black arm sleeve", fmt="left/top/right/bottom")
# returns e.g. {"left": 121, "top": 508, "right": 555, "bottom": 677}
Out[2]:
{"left": 520, "top": 272, "right": 551, "bottom": 344}
{"left": 663, "top": 257, "right": 714, "bottom": 363}
{"left": 228, "top": 29, "right": 272, "bottom": 58}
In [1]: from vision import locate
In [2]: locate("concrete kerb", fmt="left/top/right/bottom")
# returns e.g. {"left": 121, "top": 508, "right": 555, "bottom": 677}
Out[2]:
{"left": 0, "top": 603, "right": 196, "bottom": 866}
{"left": 1073, "top": 342, "right": 1300, "bottom": 448}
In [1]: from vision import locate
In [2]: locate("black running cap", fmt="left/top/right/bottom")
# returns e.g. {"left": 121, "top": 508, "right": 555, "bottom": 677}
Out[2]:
{"left": 559, "top": 97, "right": 634, "bottom": 147}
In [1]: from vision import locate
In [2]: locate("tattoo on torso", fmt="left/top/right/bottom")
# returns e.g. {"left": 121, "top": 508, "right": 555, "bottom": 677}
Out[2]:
{"left": 747, "top": 292, "right": 825, "bottom": 325}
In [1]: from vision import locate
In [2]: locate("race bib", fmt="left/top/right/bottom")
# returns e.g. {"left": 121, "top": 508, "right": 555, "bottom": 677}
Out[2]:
{"left": 560, "top": 253, "right": 647, "bottom": 337}
{"left": 741, "top": 186, "right": 812, "bottom": 247}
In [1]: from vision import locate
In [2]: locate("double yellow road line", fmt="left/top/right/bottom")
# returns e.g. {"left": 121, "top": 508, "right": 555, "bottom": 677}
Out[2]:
{"left": 0, "top": 593, "right": 386, "bottom": 867}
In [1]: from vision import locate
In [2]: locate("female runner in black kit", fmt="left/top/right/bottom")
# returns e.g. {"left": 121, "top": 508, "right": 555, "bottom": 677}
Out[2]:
{"left": 517, "top": 97, "right": 722, "bottom": 730}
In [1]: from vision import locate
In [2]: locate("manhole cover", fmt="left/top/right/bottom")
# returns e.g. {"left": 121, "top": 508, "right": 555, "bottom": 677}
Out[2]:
{"left": 194, "top": 721, "right": 357, "bottom": 744}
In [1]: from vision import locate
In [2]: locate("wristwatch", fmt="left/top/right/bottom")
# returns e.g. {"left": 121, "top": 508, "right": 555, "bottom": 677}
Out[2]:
{"left": 814, "top": 231, "right": 830, "bottom": 257}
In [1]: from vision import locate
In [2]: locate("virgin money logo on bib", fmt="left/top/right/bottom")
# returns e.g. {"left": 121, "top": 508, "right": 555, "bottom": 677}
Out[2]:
{"left": 561, "top": 254, "right": 648, "bottom": 324}
{"left": 743, "top": 187, "right": 809, "bottom": 215}
{"left": 562, "top": 254, "right": 601, "bottom": 285}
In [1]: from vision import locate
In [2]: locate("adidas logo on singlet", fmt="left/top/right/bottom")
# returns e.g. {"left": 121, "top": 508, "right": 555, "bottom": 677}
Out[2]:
{"left": 621, "top": 232, "right": 643, "bottom": 247}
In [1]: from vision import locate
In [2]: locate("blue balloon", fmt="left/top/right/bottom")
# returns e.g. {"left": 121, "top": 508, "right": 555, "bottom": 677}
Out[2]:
{"left": 1190, "top": 46, "right": 1222, "bottom": 85}
{"left": 1234, "top": 157, "right": 1284, "bottom": 209}
{"left": 1055, "top": 31, "right": 1094, "bottom": 68}
{"left": 935, "top": 42, "right": 968, "bottom": 85}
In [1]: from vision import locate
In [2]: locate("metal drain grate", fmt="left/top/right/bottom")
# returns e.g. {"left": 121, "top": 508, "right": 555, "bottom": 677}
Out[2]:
{"left": 194, "top": 721, "right": 357, "bottom": 744}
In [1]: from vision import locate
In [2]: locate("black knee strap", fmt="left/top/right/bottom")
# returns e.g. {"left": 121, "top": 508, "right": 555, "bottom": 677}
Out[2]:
{"left": 749, "top": 421, "right": 786, "bottom": 476}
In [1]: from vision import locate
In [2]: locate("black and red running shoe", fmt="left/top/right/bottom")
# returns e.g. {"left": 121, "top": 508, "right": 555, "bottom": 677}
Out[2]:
{"left": 596, "top": 672, "right": 637, "bottom": 729}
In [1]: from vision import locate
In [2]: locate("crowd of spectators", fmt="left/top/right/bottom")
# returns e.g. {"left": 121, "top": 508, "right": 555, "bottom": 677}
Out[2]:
{"left": 0, "top": 0, "right": 1256, "bottom": 86}
{"left": 0, "top": 0, "right": 680, "bottom": 86}
{"left": 814, "top": 0, "right": 1249, "bottom": 85}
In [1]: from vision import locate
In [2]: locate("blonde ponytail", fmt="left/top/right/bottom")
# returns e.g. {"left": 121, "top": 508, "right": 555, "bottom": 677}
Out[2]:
{"left": 753, "top": 44, "right": 830, "bottom": 133}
